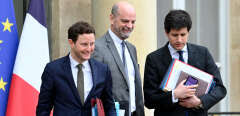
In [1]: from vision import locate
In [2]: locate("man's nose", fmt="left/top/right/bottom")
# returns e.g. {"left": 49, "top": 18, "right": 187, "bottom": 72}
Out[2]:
{"left": 126, "top": 22, "right": 133, "bottom": 28}
{"left": 176, "top": 36, "right": 182, "bottom": 41}
{"left": 86, "top": 44, "right": 94, "bottom": 50}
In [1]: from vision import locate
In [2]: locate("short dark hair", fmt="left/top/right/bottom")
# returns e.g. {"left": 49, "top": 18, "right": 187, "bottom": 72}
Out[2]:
{"left": 68, "top": 21, "right": 95, "bottom": 43}
{"left": 164, "top": 10, "right": 192, "bottom": 33}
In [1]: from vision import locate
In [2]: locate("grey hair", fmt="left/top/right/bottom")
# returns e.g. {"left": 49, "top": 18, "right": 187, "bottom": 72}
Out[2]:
{"left": 111, "top": 4, "right": 119, "bottom": 16}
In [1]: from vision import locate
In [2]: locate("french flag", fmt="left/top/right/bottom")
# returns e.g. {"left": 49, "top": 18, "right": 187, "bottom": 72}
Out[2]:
{"left": 6, "top": 0, "right": 50, "bottom": 115}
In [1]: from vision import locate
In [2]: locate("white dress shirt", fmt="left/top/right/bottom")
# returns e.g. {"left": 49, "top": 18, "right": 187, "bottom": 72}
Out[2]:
{"left": 108, "top": 29, "right": 136, "bottom": 112}
{"left": 69, "top": 54, "right": 93, "bottom": 102}
{"left": 168, "top": 43, "right": 188, "bottom": 103}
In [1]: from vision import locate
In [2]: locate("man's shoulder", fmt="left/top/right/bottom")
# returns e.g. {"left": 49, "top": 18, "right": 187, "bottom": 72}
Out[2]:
{"left": 96, "top": 36, "right": 106, "bottom": 43}
{"left": 187, "top": 43, "right": 208, "bottom": 53}
{"left": 96, "top": 32, "right": 109, "bottom": 43}
{"left": 46, "top": 56, "right": 68, "bottom": 68}
{"left": 125, "top": 41, "right": 136, "bottom": 48}
{"left": 148, "top": 45, "right": 168, "bottom": 57}
{"left": 42, "top": 56, "right": 68, "bottom": 74}
{"left": 95, "top": 37, "right": 108, "bottom": 52}
{"left": 188, "top": 43, "right": 207, "bottom": 49}
{"left": 89, "top": 58, "right": 108, "bottom": 68}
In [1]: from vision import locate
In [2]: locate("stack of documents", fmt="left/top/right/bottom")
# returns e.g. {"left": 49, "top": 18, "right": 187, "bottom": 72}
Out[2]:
{"left": 160, "top": 59, "right": 214, "bottom": 97}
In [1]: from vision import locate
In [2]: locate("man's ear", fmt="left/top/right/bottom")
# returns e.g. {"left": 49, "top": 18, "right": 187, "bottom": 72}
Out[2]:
{"left": 109, "top": 14, "right": 115, "bottom": 25}
{"left": 68, "top": 39, "right": 74, "bottom": 48}
{"left": 165, "top": 30, "right": 169, "bottom": 36}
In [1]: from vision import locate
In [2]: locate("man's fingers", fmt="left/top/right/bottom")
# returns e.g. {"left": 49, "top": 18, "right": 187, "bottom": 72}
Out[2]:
{"left": 186, "top": 84, "right": 198, "bottom": 89}
{"left": 180, "top": 79, "right": 187, "bottom": 85}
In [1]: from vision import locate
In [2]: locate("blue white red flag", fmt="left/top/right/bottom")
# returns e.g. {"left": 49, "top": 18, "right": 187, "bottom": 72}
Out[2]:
{"left": 6, "top": 0, "right": 50, "bottom": 115}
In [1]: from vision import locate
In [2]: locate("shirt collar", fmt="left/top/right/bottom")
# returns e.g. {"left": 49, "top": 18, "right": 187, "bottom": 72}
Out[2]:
{"left": 168, "top": 43, "right": 188, "bottom": 55}
{"left": 108, "top": 29, "right": 125, "bottom": 45}
{"left": 69, "top": 53, "right": 90, "bottom": 70}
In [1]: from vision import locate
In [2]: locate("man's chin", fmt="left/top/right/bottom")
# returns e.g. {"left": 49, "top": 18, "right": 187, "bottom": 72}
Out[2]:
{"left": 120, "top": 34, "right": 130, "bottom": 39}
{"left": 174, "top": 46, "right": 184, "bottom": 50}
{"left": 82, "top": 56, "right": 91, "bottom": 60}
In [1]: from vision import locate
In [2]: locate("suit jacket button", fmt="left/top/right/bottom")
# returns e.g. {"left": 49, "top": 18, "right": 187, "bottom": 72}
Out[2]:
{"left": 126, "top": 88, "right": 129, "bottom": 92}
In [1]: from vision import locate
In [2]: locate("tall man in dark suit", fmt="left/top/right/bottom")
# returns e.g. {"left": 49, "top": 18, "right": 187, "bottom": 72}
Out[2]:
{"left": 36, "top": 21, "right": 116, "bottom": 116}
{"left": 144, "top": 10, "right": 227, "bottom": 116}
{"left": 92, "top": 1, "right": 144, "bottom": 116}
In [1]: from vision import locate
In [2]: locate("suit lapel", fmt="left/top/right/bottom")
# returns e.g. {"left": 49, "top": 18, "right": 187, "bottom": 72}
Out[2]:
{"left": 125, "top": 42, "right": 137, "bottom": 70}
{"left": 162, "top": 43, "right": 172, "bottom": 67}
{"left": 125, "top": 42, "right": 143, "bottom": 103}
{"left": 125, "top": 42, "right": 140, "bottom": 83}
{"left": 105, "top": 33, "right": 129, "bottom": 87}
{"left": 62, "top": 55, "right": 82, "bottom": 106}
{"left": 84, "top": 59, "right": 96, "bottom": 104}
{"left": 187, "top": 43, "right": 196, "bottom": 65}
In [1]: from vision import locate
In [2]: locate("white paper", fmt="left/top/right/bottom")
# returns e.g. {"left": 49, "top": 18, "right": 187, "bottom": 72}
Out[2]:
{"left": 119, "top": 109, "right": 125, "bottom": 116}
{"left": 163, "top": 59, "right": 213, "bottom": 92}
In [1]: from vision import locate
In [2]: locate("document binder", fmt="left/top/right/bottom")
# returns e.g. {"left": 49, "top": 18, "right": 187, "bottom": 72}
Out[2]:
{"left": 160, "top": 59, "right": 214, "bottom": 97}
{"left": 91, "top": 98, "right": 105, "bottom": 116}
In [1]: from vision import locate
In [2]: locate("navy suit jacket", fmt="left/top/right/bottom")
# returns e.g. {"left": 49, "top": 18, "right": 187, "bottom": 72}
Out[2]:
{"left": 144, "top": 43, "right": 227, "bottom": 116}
{"left": 36, "top": 55, "right": 116, "bottom": 116}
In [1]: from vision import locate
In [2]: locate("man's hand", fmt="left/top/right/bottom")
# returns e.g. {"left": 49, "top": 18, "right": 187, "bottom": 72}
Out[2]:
{"left": 179, "top": 95, "right": 202, "bottom": 108}
{"left": 174, "top": 80, "right": 198, "bottom": 99}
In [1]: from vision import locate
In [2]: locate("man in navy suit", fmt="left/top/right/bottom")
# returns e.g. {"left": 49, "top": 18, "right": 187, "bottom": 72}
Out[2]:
{"left": 144, "top": 10, "right": 226, "bottom": 116}
{"left": 36, "top": 21, "right": 116, "bottom": 116}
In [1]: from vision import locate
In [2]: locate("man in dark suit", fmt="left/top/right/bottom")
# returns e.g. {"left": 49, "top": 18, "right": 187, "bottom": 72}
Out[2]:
{"left": 144, "top": 10, "right": 227, "bottom": 116}
{"left": 92, "top": 1, "right": 144, "bottom": 116}
{"left": 36, "top": 21, "right": 116, "bottom": 116}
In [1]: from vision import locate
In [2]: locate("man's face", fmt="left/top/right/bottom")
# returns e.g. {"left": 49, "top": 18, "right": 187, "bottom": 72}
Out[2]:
{"left": 166, "top": 27, "right": 189, "bottom": 50}
{"left": 110, "top": 6, "right": 136, "bottom": 40}
{"left": 69, "top": 33, "right": 95, "bottom": 63}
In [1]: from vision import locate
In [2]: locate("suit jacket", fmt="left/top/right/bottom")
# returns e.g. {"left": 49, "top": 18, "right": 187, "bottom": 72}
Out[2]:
{"left": 144, "top": 43, "right": 227, "bottom": 116}
{"left": 36, "top": 55, "right": 116, "bottom": 116}
{"left": 92, "top": 32, "right": 144, "bottom": 116}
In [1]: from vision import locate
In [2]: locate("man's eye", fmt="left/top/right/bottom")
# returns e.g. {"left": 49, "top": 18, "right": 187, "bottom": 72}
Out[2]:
{"left": 121, "top": 19, "right": 129, "bottom": 23}
{"left": 90, "top": 43, "right": 94, "bottom": 46}
{"left": 81, "top": 43, "right": 88, "bottom": 46}
{"left": 181, "top": 34, "right": 186, "bottom": 36}
{"left": 172, "top": 34, "right": 178, "bottom": 37}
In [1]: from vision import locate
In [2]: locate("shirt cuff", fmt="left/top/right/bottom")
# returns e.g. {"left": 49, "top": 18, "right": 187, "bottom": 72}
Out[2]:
{"left": 172, "top": 90, "right": 178, "bottom": 103}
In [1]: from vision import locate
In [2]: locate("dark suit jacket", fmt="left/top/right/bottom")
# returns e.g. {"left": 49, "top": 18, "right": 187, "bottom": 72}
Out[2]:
{"left": 36, "top": 55, "right": 116, "bottom": 116}
{"left": 144, "top": 43, "right": 227, "bottom": 116}
{"left": 92, "top": 32, "right": 144, "bottom": 116}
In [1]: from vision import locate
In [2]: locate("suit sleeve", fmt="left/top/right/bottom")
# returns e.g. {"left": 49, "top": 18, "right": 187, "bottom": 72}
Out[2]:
{"left": 36, "top": 64, "right": 55, "bottom": 116}
{"left": 199, "top": 48, "right": 227, "bottom": 110}
{"left": 144, "top": 54, "right": 176, "bottom": 110}
{"left": 101, "top": 66, "right": 116, "bottom": 116}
